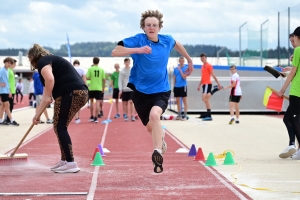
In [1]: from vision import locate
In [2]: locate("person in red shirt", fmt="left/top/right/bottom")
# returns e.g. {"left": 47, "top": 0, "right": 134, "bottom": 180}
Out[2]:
{"left": 197, "top": 53, "right": 222, "bottom": 120}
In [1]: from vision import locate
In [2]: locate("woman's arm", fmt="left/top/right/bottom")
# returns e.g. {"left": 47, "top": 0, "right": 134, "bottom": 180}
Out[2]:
{"left": 277, "top": 66, "right": 297, "bottom": 97}
{"left": 34, "top": 64, "right": 54, "bottom": 120}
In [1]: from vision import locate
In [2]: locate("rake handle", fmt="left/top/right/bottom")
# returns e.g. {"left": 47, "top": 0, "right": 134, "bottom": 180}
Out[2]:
{"left": 10, "top": 104, "right": 49, "bottom": 157}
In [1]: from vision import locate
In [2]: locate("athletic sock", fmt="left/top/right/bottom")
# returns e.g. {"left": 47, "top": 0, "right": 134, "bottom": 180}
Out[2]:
{"left": 154, "top": 149, "right": 162, "bottom": 155}
{"left": 207, "top": 109, "right": 211, "bottom": 117}
{"left": 289, "top": 142, "right": 295, "bottom": 146}
{"left": 0, "top": 119, "right": 2, "bottom": 123}
{"left": 231, "top": 116, "right": 235, "bottom": 119}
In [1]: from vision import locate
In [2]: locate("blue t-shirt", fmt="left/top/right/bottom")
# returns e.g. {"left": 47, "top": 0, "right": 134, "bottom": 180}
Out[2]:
{"left": 123, "top": 33, "right": 175, "bottom": 94}
{"left": 173, "top": 66, "right": 188, "bottom": 87}
{"left": 0, "top": 67, "right": 9, "bottom": 94}
{"left": 33, "top": 71, "right": 44, "bottom": 95}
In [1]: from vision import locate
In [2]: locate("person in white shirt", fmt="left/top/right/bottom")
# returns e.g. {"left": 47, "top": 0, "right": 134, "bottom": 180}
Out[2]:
{"left": 118, "top": 58, "right": 135, "bottom": 121}
{"left": 28, "top": 77, "right": 35, "bottom": 106}
{"left": 15, "top": 79, "right": 24, "bottom": 104}
{"left": 73, "top": 60, "right": 86, "bottom": 124}
{"left": 223, "top": 65, "right": 242, "bottom": 124}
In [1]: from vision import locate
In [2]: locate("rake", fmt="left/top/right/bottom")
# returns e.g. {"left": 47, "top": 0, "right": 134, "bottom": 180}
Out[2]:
{"left": 0, "top": 104, "right": 48, "bottom": 164}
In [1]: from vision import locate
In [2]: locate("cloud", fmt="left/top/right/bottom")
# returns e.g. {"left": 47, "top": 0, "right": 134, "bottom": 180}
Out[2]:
{"left": 0, "top": 0, "right": 299, "bottom": 50}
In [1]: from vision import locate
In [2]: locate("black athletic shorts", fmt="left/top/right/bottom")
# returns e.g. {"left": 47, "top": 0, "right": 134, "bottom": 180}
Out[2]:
{"left": 128, "top": 83, "right": 171, "bottom": 126}
{"left": 0, "top": 94, "right": 9, "bottom": 102}
{"left": 112, "top": 88, "right": 119, "bottom": 99}
{"left": 88, "top": 91, "right": 103, "bottom": 100}
{"left": 121, "top": 91, "right": 134, "bottom": 101}
{"left": 289, "top": 95, "right": 300, "bottom": 116}
{"left": 202, "top": 84, "right": 212, "bottom": 94}
{"left": 229, "top": 95, "right": 241, "bottom": 103}
{"left": 173, "top": 86, "right": 187, "bottom": 97}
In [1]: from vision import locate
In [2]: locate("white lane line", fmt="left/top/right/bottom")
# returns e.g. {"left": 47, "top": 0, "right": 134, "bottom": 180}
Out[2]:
{"left": 165, "top": 129, "right": 249, "bottom": 200}
{"left": 0, "top": 192, "right": 88, "bottom": 196}
{"left": 11, "top": 106, "right": 31, "bottom": 112}
{"left": 189, "top": 118, "right": 206, "bottom": 125}
{"left": 87, "top": 102, "right": 113, "bottom": 200}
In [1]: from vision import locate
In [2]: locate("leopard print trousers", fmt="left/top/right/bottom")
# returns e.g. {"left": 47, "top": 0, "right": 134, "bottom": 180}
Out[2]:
{"left": 53, "top": 90, "right": 88, "bottom": 162}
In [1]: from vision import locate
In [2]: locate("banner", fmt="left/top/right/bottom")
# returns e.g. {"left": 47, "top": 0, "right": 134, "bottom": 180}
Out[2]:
{"left": 66, "top": 34, "right": 72, "bottom": 63}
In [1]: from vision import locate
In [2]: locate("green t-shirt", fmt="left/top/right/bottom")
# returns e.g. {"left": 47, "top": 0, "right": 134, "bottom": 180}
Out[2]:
{"left": 291, "top": 47, "right": 300, "bottom": 97}
{"left": 111, "top": 71, "right": 119, "bottom": 89}
{"left": 86, "top": 65, "right": 105, "bottom": 91}
{"left": 8, "top": 68, "right": 15, "bottom": 94}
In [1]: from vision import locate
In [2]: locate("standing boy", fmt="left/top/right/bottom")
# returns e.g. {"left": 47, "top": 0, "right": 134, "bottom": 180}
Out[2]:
{"left": 111, "top": 63, "right": 120, "bottom": 118}
{"left": 223, "top": 65, "right": 242, "bottom": 124}
{"left": 4, "top": 59, "right": 17, "bottom": 123}
{"left": 86, "top": 57, "right": 105, "bottom": 123}
{"left": 0, "top": 57, "right": 19, "bottom": 126}
{"left": 197, "top": 53, "right": 222, "bottom": 121}
{"left": 173, "top": 56, "right": 188, "bottom": 120}
{"left": 118, "top": 58, "right": 135, "bottom": 121}
{"left": 73, "top": 60, "right": 86, "bottom": 124}
{"left": 33, "top": 71, "right": 53, "bottom": 124}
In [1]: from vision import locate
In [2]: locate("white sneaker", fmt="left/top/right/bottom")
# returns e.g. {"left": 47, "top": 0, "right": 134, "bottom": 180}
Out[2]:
{"left": 279, "top": 145, "right": 297, "bottom": 158}
{"left": 75, "top": 119, "right": 81, "bottom": 124}
{"left": 162, "top": 129, "right": 167, "bottom": 154}
{"left": 46, "top": 119, "right": 53, "bottom": 124}
{"left": 54, "top": 162, "right": 80, "bottom": 173}
{"left": 292, "top": 149, "right": 300, "bottom": 160}
{"left": 50, "top": 160, "right": 67, "bottom": 171}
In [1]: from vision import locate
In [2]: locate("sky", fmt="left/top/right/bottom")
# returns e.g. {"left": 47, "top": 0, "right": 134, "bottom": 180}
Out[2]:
{"left": 0, "top": 0, "right": 299, "bottom": 50}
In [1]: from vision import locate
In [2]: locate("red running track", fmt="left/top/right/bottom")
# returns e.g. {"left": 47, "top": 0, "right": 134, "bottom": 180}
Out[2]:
{"left": 0, "top": 102, "right": 251, "bottom": 199}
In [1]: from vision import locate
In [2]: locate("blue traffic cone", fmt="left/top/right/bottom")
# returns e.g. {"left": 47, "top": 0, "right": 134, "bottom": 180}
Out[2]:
{"left": 188, "top": 144, "right": 197, "bottom": 157}
{"left": 98, "top": 144, "right": 106, "bottom": 157}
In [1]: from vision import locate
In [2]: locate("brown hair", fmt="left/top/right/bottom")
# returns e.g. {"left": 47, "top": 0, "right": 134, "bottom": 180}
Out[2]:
{"left": 230, "top": 65, "right": 236, "bottom": 69}
{"left": 124, "top": 57, "right": 130, "bottom": 62}
{"left": 3, "top": 57, "right": 14, "bottom": 64}
{"left": 200, "top": 53, "right": 207, "bottom": 58}
{"left": 73, "top": 60, "right": 80, "bottom": 65}
{"left": 27, "top": 44, "right": 51, "bottom": 70}
{"left": 93, "top": 57, "right": 100, "bottom": 65}
{"left": 140, "top": 10, "right": 163, "bottom": 29}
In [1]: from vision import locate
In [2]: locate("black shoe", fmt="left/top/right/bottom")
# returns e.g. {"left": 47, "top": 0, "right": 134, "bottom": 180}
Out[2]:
{"left": 100, "top": 110, "right": 104, "bottom": 117}
{"left": 39, "top": 121, "right": 45, "bottom": 124}
{"left": 0, "top": 121, "right": 9, "bottom": 125}
{"left": 197, "top": 113, "right": 207, "bottom": 119}
{"left": 89, "top": 116, "right": 94, "bottom": 122}
{"left": 152, "top": 150, "right": 163, "bottom": 173}
{"left": 94, "top": 117, "right": 98, "bottom": 123}
{"left": 211, "top": 85, "right": 219, "bottom": 95}
{"left": 3, "top": 119, "right": 10, "bottom": 123}
{"left": 235, "top": 120, "right": 240, "bottom": 124}
{"left": 97, "top": 114, "right": 101, "bottom": 118}
{"left": 10, "top": 121, "right": 19, "bottom": 126}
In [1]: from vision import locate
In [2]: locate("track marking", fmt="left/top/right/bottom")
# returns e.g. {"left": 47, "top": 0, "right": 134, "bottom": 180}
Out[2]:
{"left": 188, "top": 118, "right": 206, "bottom": 125}
{"left": 0, "top": 192, "right": 88, "bottom": 196}
{"left": 165, "top": 129, "right": 249, "bottom": 200}
{"left": 87, "top": 102, "right": 113, "bottom": 200}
